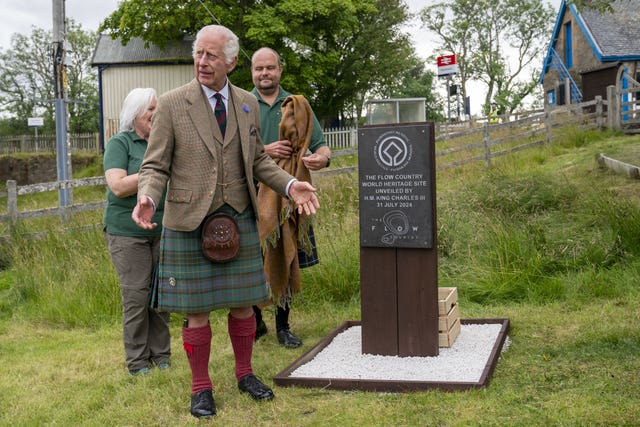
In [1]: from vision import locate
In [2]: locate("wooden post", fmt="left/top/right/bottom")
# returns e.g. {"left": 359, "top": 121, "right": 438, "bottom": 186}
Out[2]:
{"left": 359, "top": 123, "right": 439, "bottom": 357}
{"left": 545, "top": 104, "right": 552, "bottom": 144}
{"left": 607, "top": 85, "right": 618, "bottom": 130}
{"left": 483, "top": 122, "right": 491, "bottom": 168}
{"left": 350, "top": 127, "right": 358, "bottom": 149}
{"left": 20, "top": 135, "right": 27, "bottom": 153}
{"left": 7, "top": 180, "right": 17, "bottom": 231}
{"left": 595, "top": 96, "right": 603, "bottom": 129}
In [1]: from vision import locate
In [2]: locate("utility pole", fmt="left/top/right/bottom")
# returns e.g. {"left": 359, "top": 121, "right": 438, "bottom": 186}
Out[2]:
{"left": 52, "top": 0, "right": 72, "bottom": 208}
{"left": 446, "top": 76, "right": 451, "bottom": 123}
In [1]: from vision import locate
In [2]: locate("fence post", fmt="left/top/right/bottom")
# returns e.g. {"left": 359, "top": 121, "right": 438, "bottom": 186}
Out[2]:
{"left": 20, "top": 135, "right": 27, "bottom": 153}
{"left": 545, "top": 104, "right": 552, "bottom": 144}
{"left": 595, "top": 95, "right": 603, "bottom": 129}
{"left": 607, "top": 85, "right": 618, "bottom": 130}
{"left": 483, "top": 122, "right": 491, "bottom": 168}
{"left": 7, "top": 180, "right": 17, "bottom": 231}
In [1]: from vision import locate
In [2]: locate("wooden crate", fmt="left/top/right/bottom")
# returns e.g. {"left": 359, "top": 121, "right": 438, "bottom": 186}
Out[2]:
{"left": 438, "top": 287, "right": 460, "bottom": 347}
{"left": 438, "top": 303, "right": 459, "bottom": 332}
{"left": 438, "top": 287, "right": 458, "bottom": 314}
{"left": 439, "top": 317, "right": 461, "bottom": 347}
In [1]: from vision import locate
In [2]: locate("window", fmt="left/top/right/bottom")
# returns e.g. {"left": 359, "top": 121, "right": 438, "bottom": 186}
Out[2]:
{"left": 564, "top": 22, "right": 573, "bottom": 69}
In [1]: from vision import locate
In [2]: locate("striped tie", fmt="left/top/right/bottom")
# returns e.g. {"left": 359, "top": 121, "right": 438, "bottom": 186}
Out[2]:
{"left": 214, "top": 93, "right": 226, "bottom": 138}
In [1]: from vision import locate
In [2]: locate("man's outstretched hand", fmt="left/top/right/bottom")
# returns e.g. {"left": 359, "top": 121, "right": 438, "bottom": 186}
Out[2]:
{"left": 288, "top": 181, "right": 320, "bottom": 216}
{"left": 131, "top": 195, "right": 158, "bottom": 230}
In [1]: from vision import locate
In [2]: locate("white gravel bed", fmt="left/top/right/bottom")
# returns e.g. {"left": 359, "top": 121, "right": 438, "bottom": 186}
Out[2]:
{"left": 290, "top": 324, "right": 509, "bottom": 383}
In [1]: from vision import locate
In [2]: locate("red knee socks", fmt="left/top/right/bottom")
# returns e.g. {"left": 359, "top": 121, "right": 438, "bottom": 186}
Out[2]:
{"left": 228, "top": 313, "right": 256, "bottom": 380}
{"left": 182, "top": 323, "right": 213, "bottom": 395}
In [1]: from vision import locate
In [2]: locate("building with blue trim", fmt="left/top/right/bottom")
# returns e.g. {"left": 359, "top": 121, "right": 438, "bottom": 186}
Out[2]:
{"left": 539, "top": 0, "right": 640, "bottom": 107}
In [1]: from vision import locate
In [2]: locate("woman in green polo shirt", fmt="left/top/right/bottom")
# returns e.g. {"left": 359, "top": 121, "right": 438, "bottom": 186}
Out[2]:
{"left": 103, "top": 88, "right": 170, "bottom": 376}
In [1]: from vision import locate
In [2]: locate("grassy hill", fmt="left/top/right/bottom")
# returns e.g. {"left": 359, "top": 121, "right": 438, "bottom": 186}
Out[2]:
{"left": 0, "top": 127, "right": 638, "bottom": 426}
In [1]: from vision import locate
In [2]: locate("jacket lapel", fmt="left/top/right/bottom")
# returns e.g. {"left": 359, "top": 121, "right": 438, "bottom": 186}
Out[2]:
{"left": 185, "top": 80, "right": 219, "bottom": 156}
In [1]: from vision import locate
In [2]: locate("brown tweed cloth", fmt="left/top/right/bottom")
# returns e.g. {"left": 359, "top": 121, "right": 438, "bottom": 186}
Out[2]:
{"left": 257, "top": 94, "right": 314, "bottom": 305}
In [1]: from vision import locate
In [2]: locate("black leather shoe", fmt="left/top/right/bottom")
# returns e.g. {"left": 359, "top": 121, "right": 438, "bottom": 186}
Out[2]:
{"left": 238, "top": 374, "right": 275, "bottom": 401}
{"left": 277, "top": 329, "right": 302, "bottom": 348}
{"left": 190, "top": 389, "right": 216, "bottom": 418}
{"left": 255, "top": 319, "right": 268, "bottom": 342}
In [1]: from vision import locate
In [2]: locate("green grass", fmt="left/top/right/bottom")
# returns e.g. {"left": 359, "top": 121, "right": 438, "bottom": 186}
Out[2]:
{"left": 0, "top": 129, "right": 639, "bottom": 425}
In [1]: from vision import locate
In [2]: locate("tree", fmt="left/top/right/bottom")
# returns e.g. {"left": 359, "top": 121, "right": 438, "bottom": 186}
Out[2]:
{"left": 419, "top": 0, "right": 478, "bottom": 119}
{"left": 98, "top": 0, "right": 422, "bottom": 126}
{"left": 421, "top": 0, "right": 554, "bottom": 117}
{"left": 65, "top": 21, "right": 100, "bottom": 134}
{"left": 0, "top": 27, "right": 54, "bottom": 134}
{"left": 0, "top": 20, "right": 99, "bottom": 135}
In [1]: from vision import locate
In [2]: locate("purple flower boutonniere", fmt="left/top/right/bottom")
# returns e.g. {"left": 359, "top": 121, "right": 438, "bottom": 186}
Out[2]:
{"left": 242, "top": 105, "right": 250, "bottom": 113}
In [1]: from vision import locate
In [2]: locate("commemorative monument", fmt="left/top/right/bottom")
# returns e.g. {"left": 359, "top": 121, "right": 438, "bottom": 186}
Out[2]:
{"left": 274, "top": 98, "right": 509, "bottom": 392}
{"left": 358, "top": 98, "right": 439, "bottom": 357}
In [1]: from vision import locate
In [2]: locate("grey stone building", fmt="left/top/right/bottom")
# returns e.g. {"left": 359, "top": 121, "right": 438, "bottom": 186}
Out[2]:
{"left": 539, "top": 0, "right": 640, "bottom": 107}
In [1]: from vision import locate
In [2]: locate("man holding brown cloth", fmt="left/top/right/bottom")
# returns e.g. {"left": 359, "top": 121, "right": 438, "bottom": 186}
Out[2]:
{"left": 251, "top": 47, "right": 332, "bottom": 349}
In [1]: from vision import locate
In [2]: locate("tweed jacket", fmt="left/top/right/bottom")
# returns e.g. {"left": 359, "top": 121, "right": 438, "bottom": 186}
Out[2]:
{"left": 138, "top": 79, "right": 293, "bottom": 232}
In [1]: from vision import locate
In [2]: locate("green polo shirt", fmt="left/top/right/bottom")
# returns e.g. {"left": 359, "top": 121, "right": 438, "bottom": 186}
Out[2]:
{"left": 251, "top": 86, "right": 327, "bottom": 152}
{"left": 103, "top": 131, "right": 165, "bottom": 236}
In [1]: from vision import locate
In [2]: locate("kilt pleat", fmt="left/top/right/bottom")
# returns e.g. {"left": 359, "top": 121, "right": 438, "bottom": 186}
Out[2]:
{"left": 298, "top": 225, "right": 319, "bottom": 268}
{"left": 156, "top": 207, "right": 269, "bottom": 313}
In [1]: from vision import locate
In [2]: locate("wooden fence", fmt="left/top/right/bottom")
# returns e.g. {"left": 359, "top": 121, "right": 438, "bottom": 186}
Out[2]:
{"left": 434, "top": 97, "right": 607, "bottom": 171}
{"left": 1, "top": 128, "right": 359, "bottom": 155}
{"left": 0, "top": 98, "right": 614, "bottom": 235}
{"left": 0, "top": 133, "right": 101, "bottom": 155}
{"left": 324, "top": 126, "right": 359, "bottom": 149}
{"left": 0, "top": 177, "right": 106, "bottom": 229}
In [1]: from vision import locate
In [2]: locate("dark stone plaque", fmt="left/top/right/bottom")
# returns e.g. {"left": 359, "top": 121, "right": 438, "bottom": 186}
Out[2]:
{"left": 358, "top": 123, "right": 434, "bottom": 248}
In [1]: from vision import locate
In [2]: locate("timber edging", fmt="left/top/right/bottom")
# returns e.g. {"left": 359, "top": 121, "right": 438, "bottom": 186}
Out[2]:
{"left": 596, "top": 153, "right": 640, "bottom": 179}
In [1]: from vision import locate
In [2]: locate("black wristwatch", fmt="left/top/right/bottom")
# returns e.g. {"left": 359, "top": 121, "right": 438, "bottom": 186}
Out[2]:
{"left": 325, "top": 156, "right": 331, "bottom": 168}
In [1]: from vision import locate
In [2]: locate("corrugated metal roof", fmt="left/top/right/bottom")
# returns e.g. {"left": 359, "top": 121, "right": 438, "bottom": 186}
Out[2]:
{"left": 91, "top": 34, "right": 194, "bottom": 66}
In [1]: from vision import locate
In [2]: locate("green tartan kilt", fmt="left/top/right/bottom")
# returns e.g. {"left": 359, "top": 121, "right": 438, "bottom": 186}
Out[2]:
{"left": 298, "top": 224, "right": 319, "bottom": 268}
{"left": 152, "top": 207, "right": 269, "bottom": 313}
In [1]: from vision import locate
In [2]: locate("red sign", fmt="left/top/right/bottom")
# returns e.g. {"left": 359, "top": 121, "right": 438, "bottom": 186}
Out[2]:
{"left": 437, "top": 54, "right": 458, "bottom": 77}
{"left": 437, "top": 55, "right": 456, "bottom": 67}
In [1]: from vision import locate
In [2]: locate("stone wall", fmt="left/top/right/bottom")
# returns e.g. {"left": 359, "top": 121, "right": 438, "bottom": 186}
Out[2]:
{"left": 0, "top": 154, "right": 99, "bottom": 185}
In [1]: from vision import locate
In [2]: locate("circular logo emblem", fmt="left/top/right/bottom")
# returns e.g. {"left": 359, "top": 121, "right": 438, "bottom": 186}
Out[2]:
{"left": 374, "top": 131, "right": 412, "bottom": 171}
{"left": 381, "top": 210, "right": 409, "bottom": 245}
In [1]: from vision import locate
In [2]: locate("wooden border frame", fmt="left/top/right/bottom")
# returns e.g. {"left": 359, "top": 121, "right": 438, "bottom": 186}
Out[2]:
{"left": 273, "top": 318, "right": 510, "bottom": 392}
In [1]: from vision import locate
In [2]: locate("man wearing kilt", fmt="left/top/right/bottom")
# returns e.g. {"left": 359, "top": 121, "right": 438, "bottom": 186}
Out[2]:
{"left": 132, "top": 25, "right": 319, "bottom": 419}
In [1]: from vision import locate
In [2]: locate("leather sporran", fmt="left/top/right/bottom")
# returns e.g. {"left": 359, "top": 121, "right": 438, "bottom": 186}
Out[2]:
{"left": 201, "top": 213, "right": 240, "bottom": 263}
